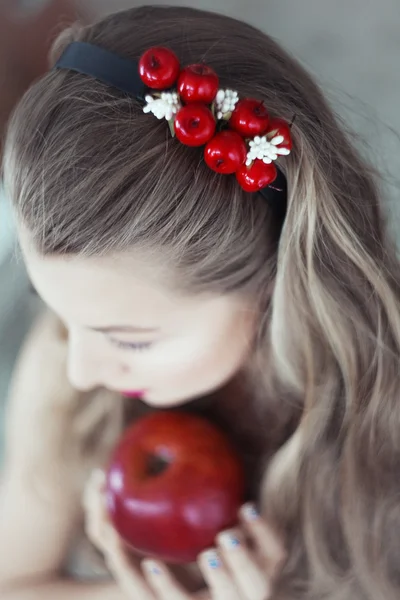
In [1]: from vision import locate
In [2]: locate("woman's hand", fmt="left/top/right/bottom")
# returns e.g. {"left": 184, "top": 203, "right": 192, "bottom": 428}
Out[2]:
{"left": 83, "top": 469, "right": 286, "bottom": 600}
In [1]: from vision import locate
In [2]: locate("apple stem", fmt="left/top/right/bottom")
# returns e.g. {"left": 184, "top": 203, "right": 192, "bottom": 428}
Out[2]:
{"left": 150, "top": 55, "right": 160, "bottom": 69}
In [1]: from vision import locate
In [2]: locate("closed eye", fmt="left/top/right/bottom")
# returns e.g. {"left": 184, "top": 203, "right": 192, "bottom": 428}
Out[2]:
{"left": 109, "top": 339, "right": 153, "bottom": 352}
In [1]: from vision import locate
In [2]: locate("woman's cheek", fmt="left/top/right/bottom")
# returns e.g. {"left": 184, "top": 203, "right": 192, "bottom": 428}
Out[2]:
{"left": 136, "top": 337, "right": 219, "bottom": 382}
{"left": 157, "top": 337, "right": 240, "bottom": 390}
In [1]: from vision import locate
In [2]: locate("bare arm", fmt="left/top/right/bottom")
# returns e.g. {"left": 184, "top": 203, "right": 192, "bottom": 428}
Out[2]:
{"left": 0, "top": 311, "right": 122, "bottom": 598}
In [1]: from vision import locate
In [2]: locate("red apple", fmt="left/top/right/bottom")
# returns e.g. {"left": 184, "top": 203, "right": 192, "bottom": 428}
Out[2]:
{"left": 229, "top": 98, "right": 270, "bottom": 137}
{"left": 266, "top": 117, "right": 293, "bottom": 152}
{"left": 174, "top": 104, "right": 216, "bottom": 147}
{"left": 105, "top": 411, "right": 245, "bottom": 564}
{"left": 139, "top": 47, "right": 180, "bottom": 90}
{"left": 178, "top": 64, "right": 219, "bottom": 104}
{"left": 204, "top": 130, "right": 247, "bottom": 174}
{"left": 236, "top": 159, "right": 277, "bottom": 192}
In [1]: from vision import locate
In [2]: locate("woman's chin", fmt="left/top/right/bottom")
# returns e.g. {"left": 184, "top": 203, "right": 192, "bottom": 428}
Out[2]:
{"left": 141, "top": 394, "right": 194, "bottom": 408}
{"left": 120, "top": 382, "right": 225, "bottom": 408}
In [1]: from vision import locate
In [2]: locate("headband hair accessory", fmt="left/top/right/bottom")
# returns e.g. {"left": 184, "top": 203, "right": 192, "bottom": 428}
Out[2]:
{"left": 139, "top": 46, "right": 293, "bottom": 194}
{"left": 54, "top": 42, "right": 293, "bottom": 220}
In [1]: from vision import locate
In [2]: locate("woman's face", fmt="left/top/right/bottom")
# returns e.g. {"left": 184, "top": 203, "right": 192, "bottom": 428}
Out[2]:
{"left": 21, "top": 241, "right": 259, "bottom": 407}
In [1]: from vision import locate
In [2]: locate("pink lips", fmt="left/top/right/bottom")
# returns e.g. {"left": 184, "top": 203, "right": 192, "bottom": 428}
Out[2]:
{"left": 122, "top": 390, "right": 147, "bottom": 399}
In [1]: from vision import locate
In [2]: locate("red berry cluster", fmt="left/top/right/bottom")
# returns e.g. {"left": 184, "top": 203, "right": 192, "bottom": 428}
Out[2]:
{"left": 138, "top": 47, "right": 292, "bottom": 193}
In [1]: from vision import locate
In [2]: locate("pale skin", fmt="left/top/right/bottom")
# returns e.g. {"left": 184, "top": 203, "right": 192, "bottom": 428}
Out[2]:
{"left": 0, "top": 236, "right": 285, "bottom": 599}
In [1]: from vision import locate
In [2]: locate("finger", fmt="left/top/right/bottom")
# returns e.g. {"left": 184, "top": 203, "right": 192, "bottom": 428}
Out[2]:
{"left": 240, "top": 504, "right": 286, "bottom": 578}
{"left": 198, "top": 549, "right": 241, "bottom": 600}
{"left": 83, "top": 469, "right": 106, "bottom": 510}
{"left": 142, "top": 559, "right": 190, "bottom": 600}
{"left": 216, "top": 529, "right": 270, "bottom": 600}
{"left": 84, "top": 470, "right": 110, "bottom": 550}
{"left": 105, "top": 532, "right": 155, "bottom": 600}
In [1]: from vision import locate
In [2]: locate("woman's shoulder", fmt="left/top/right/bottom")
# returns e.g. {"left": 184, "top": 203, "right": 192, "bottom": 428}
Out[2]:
{"left": 4, "top": 309, "right": 73, "bottom": 466}
{"left": 4, "top": 309, "right": 121, "bottom": 480}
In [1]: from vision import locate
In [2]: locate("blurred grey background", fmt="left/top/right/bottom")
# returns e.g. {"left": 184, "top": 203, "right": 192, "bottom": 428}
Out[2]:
{"left": 1, "top": 0, "right": 399, "bottom": 463}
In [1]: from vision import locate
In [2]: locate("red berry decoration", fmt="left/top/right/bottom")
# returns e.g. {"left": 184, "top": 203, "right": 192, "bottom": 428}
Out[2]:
{"left": 266, "top": 118, "right": 293, "bottom": 152}
{"left": 139, "top": 47, "right": 180, "bottom": 89}
{"left": 174, "top": 104, "right": 216, "bottom": 147}
{"left": 229, "top": 98, "right": 270, "bottom": 137}
{"left": 204, "top": 131, "right": 247, "bottom": 174}
{"left": 236, "top": 160, "right": 278, "bottom": 193}
{"left": 178, "top": 64, "right": 219, "bottom": 104}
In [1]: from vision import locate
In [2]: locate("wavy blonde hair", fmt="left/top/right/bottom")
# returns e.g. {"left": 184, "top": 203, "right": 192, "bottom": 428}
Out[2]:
{"left": 3, "top": 5, "right": 400, "bottom": 598}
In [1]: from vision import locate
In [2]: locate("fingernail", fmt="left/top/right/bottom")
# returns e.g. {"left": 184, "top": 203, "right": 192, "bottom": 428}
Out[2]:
{"left": 203, "top": 550, "right": 222, "bottom": 569}
{"left": 218, "top": 530, "right": 241, "bottom": 550}
{"left": 143, "top": 559, "right": 162, "bottom": 575}
{"left": 241, "top": 502, "right": 260, "bottom": 521}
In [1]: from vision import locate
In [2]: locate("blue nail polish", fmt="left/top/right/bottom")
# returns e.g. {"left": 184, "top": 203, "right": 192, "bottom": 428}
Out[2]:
{"left": 219, "top": 532, "right": 241, "bottom": 550}
{"left": 242, "top": 503, "right": 259, "bottom": 521}
{"left": 144, "top": 560, "right": 162, "bottom": 575}
{"left": 206, "top": 551, "right": 221, "bottom": 569}
{"left": 150, "top": 565, "right": 162, "bottom": 575}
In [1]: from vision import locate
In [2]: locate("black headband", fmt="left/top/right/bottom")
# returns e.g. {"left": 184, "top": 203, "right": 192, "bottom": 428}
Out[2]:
{"left": 55, "top": 41, "right": 288, "bottom": 224}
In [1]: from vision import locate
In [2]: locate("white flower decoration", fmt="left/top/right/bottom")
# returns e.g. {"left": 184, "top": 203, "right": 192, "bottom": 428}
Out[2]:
{"left": 143, "top": 92, "right": 182, "bottom": 121}
{"left": 246, "top": 134, "right": 291, "bottom": 166}
{"left": 215, "top": 89, "right": 239, "bottom": 119}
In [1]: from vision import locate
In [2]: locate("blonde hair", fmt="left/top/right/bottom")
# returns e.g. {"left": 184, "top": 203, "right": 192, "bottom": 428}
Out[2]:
{"left": 3, "top": 5, "right": 400, "bottom": 598}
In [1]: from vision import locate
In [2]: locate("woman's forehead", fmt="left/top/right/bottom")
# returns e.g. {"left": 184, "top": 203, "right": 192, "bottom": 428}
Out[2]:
{"left": 22, "top": 243, "right": 248, "bottom": 332}
{"left": 23, "top": 250, "right": 179, "bottom": 325}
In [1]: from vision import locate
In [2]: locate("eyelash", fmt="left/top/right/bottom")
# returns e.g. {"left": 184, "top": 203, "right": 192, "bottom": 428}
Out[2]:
{"left": 110, "top": 340, "right": 153, "bottom": 352}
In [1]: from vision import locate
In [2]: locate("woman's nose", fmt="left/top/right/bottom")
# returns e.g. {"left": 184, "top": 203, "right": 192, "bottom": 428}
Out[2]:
{"left": 67, "top": 328, "right": 120, "bottom": 391}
